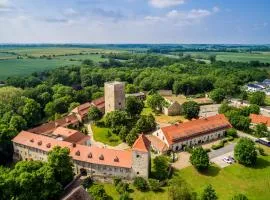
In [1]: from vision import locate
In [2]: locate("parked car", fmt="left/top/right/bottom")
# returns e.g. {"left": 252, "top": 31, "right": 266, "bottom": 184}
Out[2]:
{"left": 228, "top": 156, "right": 235, "bottom": 162}
{"left": 222, "top": 157, "right": 232, "bottom": 164}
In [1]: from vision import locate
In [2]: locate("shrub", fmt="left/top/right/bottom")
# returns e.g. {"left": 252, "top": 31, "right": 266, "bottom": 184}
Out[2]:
{"left": 227, "top": 128, "right": 237, "bottom": 138}
{"left": 211, "top": 141, "right": 224, "bottom": 150}
{"left": 88, "top": 184, "right": 109, "bottom": 200}
{"left": 113, "top": 177, "right": 121, "bottom": 186}
{"left": 257, "top": 146, "right": 265, "bottom": 156}
{"left": 82, "top": 177, "right": 93, "bottom": 189}
{"left": 133, "top": 177, "right": 148, "bottom": 191}
{"left": 148, "top": 178, "right": 161, "bottom": 191}
{"left": 227, "top": 136, "right": 234, "bottom": 141}
{"left": 116, "top": 182, "right": 129, "bottom": 194}
{"left": 204, "top": 148, "right": 211, "bottom": 153}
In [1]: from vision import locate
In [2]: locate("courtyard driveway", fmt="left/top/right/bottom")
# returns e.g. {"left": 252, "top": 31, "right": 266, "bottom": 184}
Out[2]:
{"left": 208, "top": 143, "right": 235, "bottom": 159}
{"left": 172, "top": 152, "right": 191, "bottom": 169}
{"left": 211, "top": 151, "right": 234, "bottom": 168}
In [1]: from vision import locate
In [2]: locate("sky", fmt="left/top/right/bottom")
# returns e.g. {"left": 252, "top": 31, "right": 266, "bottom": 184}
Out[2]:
{"left": 0, "top": 0, "right": 269, "bottom": 44}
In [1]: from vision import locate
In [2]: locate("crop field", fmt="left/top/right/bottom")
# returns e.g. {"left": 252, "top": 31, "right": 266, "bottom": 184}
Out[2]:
{"left": 183, "top": 51, "right": 270, "bottom": 63}
{"left": 0, "top": 47, "right": 119, "bottom": 80}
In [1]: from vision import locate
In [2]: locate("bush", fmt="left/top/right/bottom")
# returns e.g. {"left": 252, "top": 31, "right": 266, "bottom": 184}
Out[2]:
{"left": 133, "top": 177, "right": 148, "bottom": 191}
{"left": 116, "top": 182, "right": 129, "bottom": 194}
{"left": 88, "top": 184, "right": 109, "bottom": 200}
{"left": 227, "top": 128, "right": 237, "bottom": 138}
{"left": 113, "top": 177, "right": 122, "bottom": 186}
{"left": 257, "top": 146, "right": 265, "bottom": 156}
{"left": 148, "top": 179, "right": 161, "bottom": 191}
{"left": 82, "top": 177, "right": 93, "bottom": 189}
{"left": 211, "top": 141, "right": 225, "bottom": 150}
{"left": 204, "top": 148, "right": 211, "bottom": 153}
{"left": 227, "top": 136, "right": 234, "bottom": 141}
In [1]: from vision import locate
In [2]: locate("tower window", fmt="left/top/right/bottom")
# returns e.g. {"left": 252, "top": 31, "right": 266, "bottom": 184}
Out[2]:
{"left": 119, "top": 102, "right": 121, "bottom": 105}
{"left": 136, "top": 154, "right": 140, "bottom": 158}
{"left": 137, "top": 172, "right": 140, "bottom": 174}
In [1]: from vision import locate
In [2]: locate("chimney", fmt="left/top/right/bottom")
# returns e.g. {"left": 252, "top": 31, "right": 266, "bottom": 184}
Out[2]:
{"left": 72, "top": 143, "right": 76, "bottom": 147}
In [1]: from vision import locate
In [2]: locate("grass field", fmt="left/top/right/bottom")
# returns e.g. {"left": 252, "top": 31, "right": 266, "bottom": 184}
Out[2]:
{"left": 0, "top": 47, "right": 121, "bottom": 80}
{"left": 100, "top": 145, "right": 270, "bottom": 200}
{"left": 184, "top": 51, "right": 270, "bottom": 63}
{"left": 91, "top": 124, "right": 121, "bottom": 146}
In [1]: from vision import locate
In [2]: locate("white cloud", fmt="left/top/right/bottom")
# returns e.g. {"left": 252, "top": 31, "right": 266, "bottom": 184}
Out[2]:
{"left": 149, "top": 0, "right": 185, "bottom": 8}
{"left": 63, "top": 8, "right": 77, "bottom": 16}
{"left": 212, "top": 6, "right": 220, "bottom": 13}
{"left": 0, "top": 0, "right": 9, "bottom": 8}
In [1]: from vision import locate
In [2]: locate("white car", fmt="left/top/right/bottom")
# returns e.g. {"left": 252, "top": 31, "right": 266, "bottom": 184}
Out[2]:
{"left": 222, "top": 157, "right": 232, "bottom": 164}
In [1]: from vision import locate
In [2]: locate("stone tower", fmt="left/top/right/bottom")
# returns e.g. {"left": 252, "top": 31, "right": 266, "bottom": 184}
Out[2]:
{"left": 104, "top": 81, "right": 125, "bottom": 114}
{"left": 131, "top": 134, "right": 151, "bottom": 178}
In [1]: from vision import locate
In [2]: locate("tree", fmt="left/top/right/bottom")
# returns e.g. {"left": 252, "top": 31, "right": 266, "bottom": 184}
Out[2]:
{"left": 254, "top": 123, "right": 269, "bottom": 137}
{"left": 209, "top": 55, "right": 216, "bottom": 63}
{"left": 234, "top": 138, "right": 257, "bottom": 166}
{"left": 168, "top": 178, "right": 196, "bottom": 200}
{"left": 125, "top": 84, "right": 139, "bottom": 94}
{"left": 249, "top": 91, "right": 265, "bottom": 106}
{"left": 88, "top": 184, "right": 109, "bottom": 200}
{"left": 125, "top": 96, "right": 144, "bottom": 116}
{"left": 153, "top": 155, "right": 169, "bottom": 180}
{"left": 210, "top": 88, "right": 226, "bottom": 103}
{"left": 22, "top": 98, "right": 41, "bottom": 126}
{"left": 126, "top": 128, "right": 138, "bottom": 146}
{"left": 239, "top": 90, "right": 248, "bottom": 101}
{"left": 226, "top": 128, "right": 237, "bottom": 138}
{"left": 104, "top": 110, "right": 128, "bottom": 128}
{"left": 82, "top": 59, "right": 94, "bottom": 66}
{"left": 135, "top": 114, "right": 156, "bottom": 133}
{"left": 182, "top": 101, "right": 200, "bottom": 120}
{"left": 47, "top": 146, "right": 74, "bottom": 186}
{"left": 9, "top": 115, "right": 27, "bottom": 131}
{"left": 248, "top": 104, "right": 260, "bottom": 114}
{"left": 119, "top": 126, "right": 129, "bottom": 141}
{"left": 226, "top": 111, "right": 250, "bottom": 131}
{"left": 148, "top": 179, "right": 161, "bottom": 191}
{"left": 190, "top": 147, "right": 209, "bottom": 170}
{"left": 88, "top": 106, "right": 103, "bottom": 122}
{"left": 133, "top": 177, "right": 148, "bottom": 191}
{"left": 146, "top": 93, "right": 165, "bottom": 112}
{"left": 201, "top": 184, "right": 218, "bottom": 200}
{"left": 232, "top": 194, "right": 248, "bottom": 200}
{"left": 68, "top": 102, "right": 80, "bottom": 112}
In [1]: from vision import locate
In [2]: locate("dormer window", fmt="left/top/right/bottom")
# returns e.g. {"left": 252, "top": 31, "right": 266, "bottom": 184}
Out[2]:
{"left": 99, "top": 154, "right": 104, "bottom": 160}
{"left": 75, "top": 150, "right": 80, "bottom": 156}
{"left": 30, "top": 139, "right": 34, "bottom": 143}
{"left": 114, "top": 156, "right": 119, "bottom": 162}
{"left": 46, "top": 143, "right": 51, "bottom": 148}
{"left": 88, "top": 152, "right": 92, "bottom": 158}
{"left": 38, "top": 141, "right": 42, "bottom": 146}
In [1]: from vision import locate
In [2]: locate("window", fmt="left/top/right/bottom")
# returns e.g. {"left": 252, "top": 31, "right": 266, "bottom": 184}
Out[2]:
{"left": 137, "top": 172, "right": 140, "bottom": 174}
{"left": 118, "top": 102, "right": 121, "bottom": 106}
{"left": 136, "top": 154, "right": 140, "bottom": 158}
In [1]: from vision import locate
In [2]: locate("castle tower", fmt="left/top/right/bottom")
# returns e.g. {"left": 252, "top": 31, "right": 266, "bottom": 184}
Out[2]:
{"left": 131, "top": 134, "right": 151, "bottom": 178}
{"left": 104, "top": 81, "right": 125, "bottom": 114}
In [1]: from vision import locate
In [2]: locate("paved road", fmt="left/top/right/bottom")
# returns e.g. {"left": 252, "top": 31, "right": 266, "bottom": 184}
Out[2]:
{"left": 237, "top": 130, "right": 257, "bottom": 141}
{"left": 208, "top": 143, "right": 235, "bottom": 159}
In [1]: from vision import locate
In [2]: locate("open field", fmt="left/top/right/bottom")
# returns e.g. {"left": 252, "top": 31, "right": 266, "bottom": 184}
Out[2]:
{"left": 0, "top": 47, "right": 120, "bottom": 80}
{"left": 183, "top": 51, "right": 270, "bottom": 63}
{"left": 91, "top": 124, "right": 121, "bottom": 147}
{"left": 100, "top": 145, "right": 270, "bottom": 200}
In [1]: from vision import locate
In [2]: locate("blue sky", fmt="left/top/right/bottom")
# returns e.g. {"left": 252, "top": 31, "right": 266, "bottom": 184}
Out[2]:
{"left": 0, "top": 0, "right": 269, "bottom": 43}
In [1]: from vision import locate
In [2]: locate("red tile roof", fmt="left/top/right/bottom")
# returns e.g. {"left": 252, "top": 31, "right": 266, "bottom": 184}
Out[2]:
{"left": 91, "top": 97, "right": 105, "bottom": 110}
{"left": 132, "top": 134, "right": 151, "bottom": 153}
{"left": 146, "top": 135, "right": 168, "bottom": 153}
{"left": 52, "top": 127, "right": 90, "bottom": 144}
{"left": 161, "top": 114, "right": 232, "bottom": 145}
{"left": 250, "top": 114, "right": 270, "bottom": 127}
{"left": 12, "top": 131, "right": 132, "bottom": 168}
{"left": 28, "top": 114, "right": 79, "bottom": 135}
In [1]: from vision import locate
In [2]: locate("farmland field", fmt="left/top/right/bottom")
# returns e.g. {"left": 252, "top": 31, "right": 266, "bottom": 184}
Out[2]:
{"left": 183, "top": 51, "right": 270, "bottom": 63}
{"left": 0, "top": 47, "right": 118, "bottom": 80}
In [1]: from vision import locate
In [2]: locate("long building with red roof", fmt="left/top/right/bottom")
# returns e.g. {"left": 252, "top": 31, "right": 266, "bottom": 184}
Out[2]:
{"left": 152, "top": 114, "right": 232, "bottom": 152}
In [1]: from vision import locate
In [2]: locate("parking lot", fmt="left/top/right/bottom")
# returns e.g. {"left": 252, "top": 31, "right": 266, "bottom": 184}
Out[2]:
{"left": 211, "top": 151, "right": 235, "bottom": 168}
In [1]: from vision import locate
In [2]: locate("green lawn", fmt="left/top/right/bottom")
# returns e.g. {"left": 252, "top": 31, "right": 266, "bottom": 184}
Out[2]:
{"left": 184, "top": 51, "right": 270, "bottom": 63}
{"left": 100, "top": 146, "right": 270, "bottom": 200}
{"left": 91, "top": 124, "right": 121, "bottom": 146}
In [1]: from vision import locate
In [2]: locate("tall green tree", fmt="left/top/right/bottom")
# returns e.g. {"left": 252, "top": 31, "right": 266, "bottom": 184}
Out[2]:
{"left": 153, "top": 155, "right": 169, "bottom": 180}
{"left": 190, "top": 147, "right": 209, "bottom": 170}
{"left": 125, "top": 96, "right": 144, "bottom": 116}
{"left": 234, "top": 138, "right": 257, "bottom": 166}
{"left": 146, "top": 93, "right": 165, "bottom": 112}
{"left": 182, "top": 101, "right": 200, "bottom": 120}
{"left": 249, "top": 91, "right": 265, "bottom": 106}
{"left": 201, "top": 184, "right": 218, "bottom": 200}
{"left": 88, "top": 106, "right": 103, "bottom": 122}
{"left": 210, "top": 88, "right": 226, "bottom": 103}
{"left": 47, "top": 146, "right": 74, "bottom": 186}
